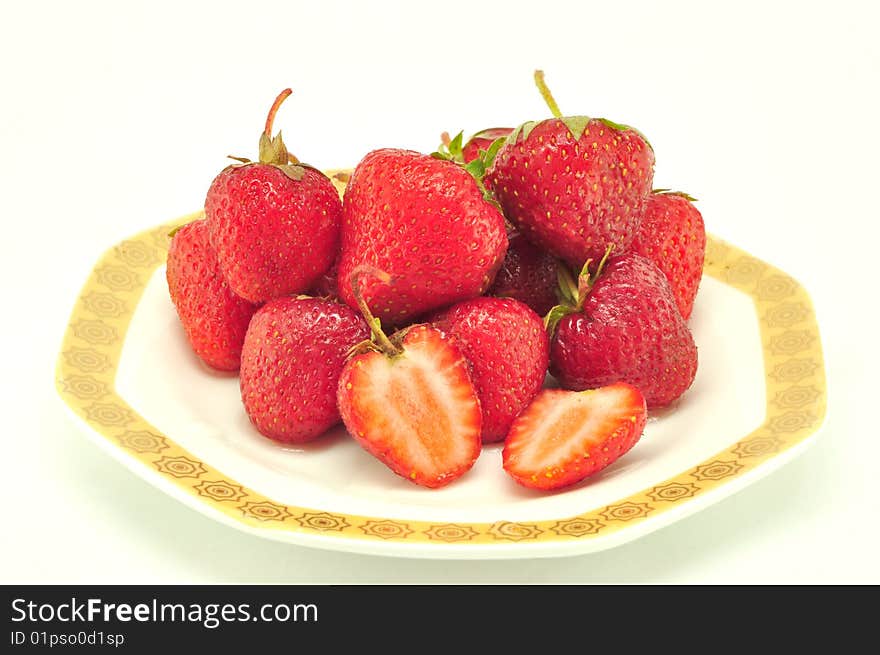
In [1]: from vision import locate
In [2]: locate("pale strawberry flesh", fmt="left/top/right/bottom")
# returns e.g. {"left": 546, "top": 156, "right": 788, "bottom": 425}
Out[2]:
{"left": 503, "top": 383, "right": 647, "bottom": 490}
{"left": 337, "top": 325, "right": 482, "bottom": 488}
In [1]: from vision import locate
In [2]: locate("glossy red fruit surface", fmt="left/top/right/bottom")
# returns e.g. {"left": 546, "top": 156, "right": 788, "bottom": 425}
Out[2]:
{"left": 166, "top": 219, "right": 259, "bottom": 371}
{"left": 206, "top": 164, "right": 341, "bottom": 303}
{"left": 550, "top": 252, "right": 697, "bottom": 408}
{"left": 337, "top": 148, "right": 508, "bottom": 326}
{"left": 240, "top": 296, "right": 370, "bottom": 443}
{"left": 486, "top": 117, "right": 654, "bottom": 269}
{"left": 631, "top": 191, "right": 705, "bottom": 320}
{"left": 487, "top": 230, "right": 559, "bottom": 317}
{"left": 432, "top": 297, "right": 549, "bottom": 442}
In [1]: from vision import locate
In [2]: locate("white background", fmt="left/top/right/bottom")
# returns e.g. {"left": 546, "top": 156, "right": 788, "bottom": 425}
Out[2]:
{"left": 2, "top": 0, "right": 878, "bottom": 582}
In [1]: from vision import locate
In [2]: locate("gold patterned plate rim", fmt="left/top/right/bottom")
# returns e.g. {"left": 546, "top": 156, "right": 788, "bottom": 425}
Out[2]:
{"left": 55, "top": 205, "right": 827, "bottom": 559}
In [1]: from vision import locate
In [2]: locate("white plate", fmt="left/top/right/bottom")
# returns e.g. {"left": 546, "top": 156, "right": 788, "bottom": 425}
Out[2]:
{"left": 56, "top": 212, "right": 827, "bottom": 559}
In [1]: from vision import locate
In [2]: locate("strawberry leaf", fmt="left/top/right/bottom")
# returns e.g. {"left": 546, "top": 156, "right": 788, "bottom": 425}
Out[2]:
{"left": 556, "top": 264, "right": 579, "bottom": 307}
{"left": 597, "top": 118, "right": 653, "bottom": 151}
{"left": 275, "top": 164, "right": 306, "bottom": 181}
{"left": 432, "top": 130, "right": 465, "bottom": 162}
{"left": 597, "top": 117, "right": 631, "bottom": 132}
{"left": 560, "top": 115, "right": 592, "bottom": 142}
{"left": 543, "top": 303, "right": 571, "bottom": 336}
{"left": 653, "top": 189, "right": 698, "bottom": 202}
{"left": 259, "top": 131, "right": 290, "bottom": 166}
{"left": 508, "top": 120, "right": 540, "bottom": 145}
{"left": 481, "top": 136, "right": 506, "bottom": 168}
{"left": 448, "top": 131, "right": 464, "bottom": 158}
{"left": 464, "top": 158, "right": 486, "bottom": 180}
{"left": 520, "top": 121, "right": 539, "bottom": 142}
{"left": 544, "top": 262, "right": 583, "bottom": 336}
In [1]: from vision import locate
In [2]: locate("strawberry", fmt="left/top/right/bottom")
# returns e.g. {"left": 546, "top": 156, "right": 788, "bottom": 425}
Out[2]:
{"left": 547, "top": 250, "right": 698, "bottom": 408}
{"left": 631, "top": 190, "right": 706, "bottom": 320}
{"left": 166, "top": 219, "right": 259, "bottom": 371}
{"left": 336, "top": 148, "right": 508, "bottom": 326}
{"left": 436, "top": 128, "right": 512, "bottom": 165}
{"left": 431, "top": 297, "right": 549, "bottom": 443}
{"left": 337, "top": 268, "right": 482, "bottom": 488}
{"left": 239, "top": 295, "right": 370, "bottom": 444}
{"left": 205, "top": 89, "right": 341, "bottom": 303}
{"left": 485, "top": 71, "right": 654, "bottom": 269}
{"left": 503, "top": 383, "right": 647, "bottom": 490}
{"left": 462, "top": 128, "right": 513, "bottom": 163}
{"left": 487, "top": 230, "right": 560, "bottom": 316}
{"left": 309, "top": 259, "right": 339, "bottom": 299}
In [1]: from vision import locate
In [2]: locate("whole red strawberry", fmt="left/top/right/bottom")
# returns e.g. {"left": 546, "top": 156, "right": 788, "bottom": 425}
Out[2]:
{"left": 337, "top": 148, "right": 508, "bottom": 326}
{"left": 485, "top": 71, "right": 654, "bottom": 269}
{"left": 337, "top": 268, "right": 482, "bottom": 488}
{"left": 548, "top": 250, "right": 697, "bottom": 408}
{"left": 631, "top": 190, "right": 705, "bottom": 320}
{"left": 205, "top": 89, "right": 341, "bottom": 303}
{"left": 166, "top": 219, "right": 259, "bottom": 371}
{"left": 431, "top": 297, "right": 549, "bottom": 442}
{"left": 487, "top": 230, "right": 559, "bottom": 316}
{"left": 240, "top": 296, "right": 370, "bottom": 443}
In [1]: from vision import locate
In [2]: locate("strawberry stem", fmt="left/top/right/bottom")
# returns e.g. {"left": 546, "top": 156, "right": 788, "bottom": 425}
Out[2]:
{"left": 556, "top": 263, "right": 579, "bottom": 307}
{"left": 258, "top": 89, "right": 297, "bottom": 166}
{"left": 534, "top": 70, "right": 562, "bottom": 119}
{"left": 577, "top": 244, "right": 615, "bottom": 302}
{"left": 545, "top": 245, "right": 616, "bottom": 336}
{"left": 264, "top": 88, "right": 292, "bottom": 137}
{"left": 594, "top": 243, "right": 614, "bottom": 280}
{"left": 349, "top": 265, "right": 401, "bottom": 357}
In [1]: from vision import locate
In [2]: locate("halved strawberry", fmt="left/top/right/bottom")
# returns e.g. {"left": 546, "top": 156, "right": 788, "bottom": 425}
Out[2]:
{"left": 502, "top": 383, "right": 647, "bottom": 491}
{"left": 338, "top": 325, "right": 481, "bottom": 488}
{"left": 337, "top": 267, "right": 482, "bottom": 488}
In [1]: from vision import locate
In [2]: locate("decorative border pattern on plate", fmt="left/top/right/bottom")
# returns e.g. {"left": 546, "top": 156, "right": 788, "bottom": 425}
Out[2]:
{"left": 55, "top": 203, "right": 826, "bottom": 548}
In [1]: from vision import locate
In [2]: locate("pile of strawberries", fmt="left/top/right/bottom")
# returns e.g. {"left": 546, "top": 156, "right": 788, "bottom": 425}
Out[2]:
{"left": 166, "top": 73, "right": 705, "bottom": 491}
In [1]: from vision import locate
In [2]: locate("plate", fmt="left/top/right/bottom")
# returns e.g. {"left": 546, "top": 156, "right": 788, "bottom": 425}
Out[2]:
{"left": 55, "top": 198, "right": 827, "bottom": 559}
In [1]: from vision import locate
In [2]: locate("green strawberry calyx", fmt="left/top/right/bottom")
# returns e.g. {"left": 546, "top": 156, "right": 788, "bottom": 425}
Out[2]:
{"left": 433, "top": 130, "right": 466, "bottom": 162}
{"left": 347, "top": 265, "right": 403, "bottom": 358}
{"left": 507, "top": 71, "right": 652, "bottom": 149}
{"left": 431, "top": 130, "right": 506, "bottom": 209}
{"left": 653, "top": 189, "right": 699, "bottom": 202}
{"left": 225, "top": 88, "right": 309, "bottom": 182}
{"left": 544, "top": 244, "right": 614, "bottom": 335}
{"left": 432, "top": 130, "right": 506, "bottom": 186}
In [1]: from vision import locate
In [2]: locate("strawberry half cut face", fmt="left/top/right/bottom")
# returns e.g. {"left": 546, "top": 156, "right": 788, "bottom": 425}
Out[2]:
{"left": 503, "top": 383, "right": 647, "bottom": 491}
{"left": 337, "top": 325, "right": 482, "bottom": 488}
